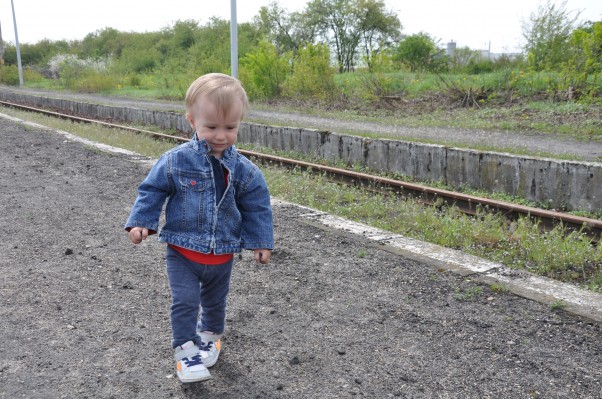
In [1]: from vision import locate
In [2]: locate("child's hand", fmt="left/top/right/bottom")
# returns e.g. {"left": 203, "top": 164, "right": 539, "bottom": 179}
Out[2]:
{"left": 254, "top": 249, "right": 271, "bottom": 264}
{"left": 128, "top": 227, "right": 149, "bottom": 244}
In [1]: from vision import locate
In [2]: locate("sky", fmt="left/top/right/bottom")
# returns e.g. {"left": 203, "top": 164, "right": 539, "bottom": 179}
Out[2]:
{"left": 0, "top": 0, "right": 601, "bottom": 53}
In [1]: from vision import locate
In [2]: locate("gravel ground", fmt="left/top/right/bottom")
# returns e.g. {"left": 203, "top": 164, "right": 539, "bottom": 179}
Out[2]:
{"left": 1, "top": 116, "right": 602, "bottom": 398}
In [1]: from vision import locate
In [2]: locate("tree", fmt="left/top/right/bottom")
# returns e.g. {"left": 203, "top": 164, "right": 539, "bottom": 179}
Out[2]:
{"left": 79, "top": 28, "right": 125, "bottom": 59}
{"left": 2, "top": 39, "right": 71, "bottom": 67}
{"left": 522, "top": 0, "right": 580, "bottom": 70}
{"left": 254, "top": 2, "right": 317, "bottom": 55}
{"left": 304, "top": 0, "right": 359, "bottom": 73}
{"left": 563, "top": 20, "right": 602, "bottom": 97}
{"left": 171, "top": 20, "right": 199, "bottom": 50}
{"left": 393, "top": 33, "right": 446, "bottom": 72}
{"left": 356, "top": 0, "right": 401, "bottom": 71}
{"left": 116, "top": 33, "right": 162, "bottom": 73}
{"left": 304, "top": 0, "right": 401, "bottom": 73}
{"left": 568, "top": 21, "right": 602, "bottom": 74}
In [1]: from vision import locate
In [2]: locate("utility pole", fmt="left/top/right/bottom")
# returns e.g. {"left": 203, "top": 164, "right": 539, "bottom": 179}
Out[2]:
{"left": 230, "top": 0, "right": 238, "bottom": 78}
{"left": 11, "top": 0, "right": 24, "bottom": 86}
{"left": 0, "top": 20, "right": 5, "bottom": 65}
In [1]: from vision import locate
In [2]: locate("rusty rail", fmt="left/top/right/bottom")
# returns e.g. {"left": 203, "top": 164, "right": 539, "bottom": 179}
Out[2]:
{"left": 2, "top": 99, "right": 601, "bottom": 242}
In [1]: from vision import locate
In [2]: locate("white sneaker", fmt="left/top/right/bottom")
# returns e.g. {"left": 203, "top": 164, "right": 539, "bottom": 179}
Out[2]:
{"left": 174, "top": 341, "right": 212, "bottom": 383}
{"left": 198, "top": 332, "right": 222, "bottom": 368}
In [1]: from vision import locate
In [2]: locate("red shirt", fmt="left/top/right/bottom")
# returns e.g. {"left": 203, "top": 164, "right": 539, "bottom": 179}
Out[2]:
{"left": 169, "top": 244, "right": 233, "bottom": 265}
{"left": 168, "top": 167, "right": 233, "bottom": 265}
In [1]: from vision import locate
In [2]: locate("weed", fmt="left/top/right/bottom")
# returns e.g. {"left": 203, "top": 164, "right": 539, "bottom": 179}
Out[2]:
{"left": 490, "top": 283, "right": 509, "bottom": 293}
{"left": 550, "top": 299, "right": 567, "bottom": 310}
{"left": 4, "top": 105, "right": 601, "bottom": 292}
{"left": 453, "top": 286, "right": 483, "bottom": 301}
{"left": 586, "top": 271, "right": 602, "bottom": 293}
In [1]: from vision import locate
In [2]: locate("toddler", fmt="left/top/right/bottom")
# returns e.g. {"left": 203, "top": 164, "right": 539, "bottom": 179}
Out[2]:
{"left": 125, "top": 73, "right": 274, "bottom": 383}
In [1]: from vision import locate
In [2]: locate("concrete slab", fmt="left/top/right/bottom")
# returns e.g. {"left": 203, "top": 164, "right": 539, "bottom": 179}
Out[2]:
{"left": 271, "top": 198, "right": 602, "bottom": 324}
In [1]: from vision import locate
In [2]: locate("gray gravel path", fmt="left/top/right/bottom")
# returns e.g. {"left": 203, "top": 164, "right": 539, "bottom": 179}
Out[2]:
{"left": 3, "top": 86, "right": 601, "bottom": 162}
{"left": 249, "top": 110, "right": 602, "bottom": 162}
{"left": 1, "top": 116, "right": 601, "bottom": 398}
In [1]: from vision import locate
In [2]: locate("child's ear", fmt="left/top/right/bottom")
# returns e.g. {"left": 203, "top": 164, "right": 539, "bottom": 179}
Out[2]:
{"left": 186, "top": 113, "right": 195, "bottom": 129}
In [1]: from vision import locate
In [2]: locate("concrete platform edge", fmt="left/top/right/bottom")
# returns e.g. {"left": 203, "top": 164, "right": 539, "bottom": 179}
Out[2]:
{"left": 271, "top": 198, "right": 602, "bottom": 324}
{"left": 7, "top": 112, "right": 600, "bottom": 324}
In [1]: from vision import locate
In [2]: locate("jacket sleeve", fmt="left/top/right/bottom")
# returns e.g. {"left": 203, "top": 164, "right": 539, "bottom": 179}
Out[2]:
{"left": 237, "top": 166, "right": 274, "bottom": 250}
{"left": 124, "top": 155, "right": 172, "bottom": 234}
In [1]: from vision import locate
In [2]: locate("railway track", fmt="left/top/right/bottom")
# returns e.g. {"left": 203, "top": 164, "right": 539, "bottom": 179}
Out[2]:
{"left": 2, "top": 99, "right": 601, "bottom": 242}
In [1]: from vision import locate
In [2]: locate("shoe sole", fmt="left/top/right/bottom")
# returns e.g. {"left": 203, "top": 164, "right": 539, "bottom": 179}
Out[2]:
{"left": 177, "top": 372, "right": 212, "bottom": 383}
{"left": 204, "top": 355, "right": 219, "bottom": 368}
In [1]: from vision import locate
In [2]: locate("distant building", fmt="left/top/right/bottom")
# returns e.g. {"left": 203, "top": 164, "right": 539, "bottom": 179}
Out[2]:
{"left": 446, "top": 41, "right": 456, "bottom": 57}
{"left": 444, "top": 41, "right": 520, "bottom": 61}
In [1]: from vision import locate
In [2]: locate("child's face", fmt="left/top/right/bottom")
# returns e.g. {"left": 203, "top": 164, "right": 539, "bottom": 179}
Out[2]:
{"left": 187, "top": 96, "right": 243, "bottom": 158}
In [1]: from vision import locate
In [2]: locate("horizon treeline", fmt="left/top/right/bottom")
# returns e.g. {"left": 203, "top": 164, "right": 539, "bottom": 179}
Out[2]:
{"left": 0, "top": 0, "right": 600, "bottom": 105}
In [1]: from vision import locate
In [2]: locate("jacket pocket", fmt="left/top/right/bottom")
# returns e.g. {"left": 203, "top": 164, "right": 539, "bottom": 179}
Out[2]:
{"left": 178, "top": 175, "right": 209, "bottom": 233}
{"left": 222, "top": 197, "right": 242, "bottom": 239}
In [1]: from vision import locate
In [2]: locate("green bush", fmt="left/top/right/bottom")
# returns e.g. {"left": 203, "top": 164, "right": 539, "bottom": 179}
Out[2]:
{"left": 394, "top": 33, "right": 447, "bottom": 73}
{"left": 562, "top": 21, "right": 602, "bottom": 99}
{"left": 509, "top": 70, "right": 561, "bottom": 98}
{"left": 0, "top": 65, "right": 21, "bottom": 85}
{"left": 467, "top": 58, "right": 494, "bottom": 74}
{"left": 117, "top": 47, "right": 159, "bottom": 73}
{"left": 240, "top": 40, "right": 289, "bottom": 99}
{"left": 282, "top": 43, "right": 338, "bottom": 100}
{"left": 73, "top": 71, "right": 119, "bottom": 93}
{"left": 335, "top": 70, "right": 405, "bottom": 103}
{"left": 125, "top": 74, "right": 142, "bottom": 88}
{"left": 23, "top": 68, "right": 45, "bottom": 84}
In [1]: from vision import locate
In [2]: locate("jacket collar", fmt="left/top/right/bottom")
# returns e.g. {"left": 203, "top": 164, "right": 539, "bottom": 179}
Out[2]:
{"left": 191, "top": 133, "right": 236, "bottom": 162}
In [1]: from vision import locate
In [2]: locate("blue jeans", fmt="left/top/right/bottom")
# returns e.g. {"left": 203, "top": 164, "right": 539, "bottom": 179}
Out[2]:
{"left": 166, "top": 246, "right": 233, "bottom": 348}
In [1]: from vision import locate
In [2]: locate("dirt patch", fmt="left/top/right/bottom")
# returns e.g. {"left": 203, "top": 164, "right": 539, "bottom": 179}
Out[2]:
{"left": 1, "top": 117, "right": 601, "bottom": 398}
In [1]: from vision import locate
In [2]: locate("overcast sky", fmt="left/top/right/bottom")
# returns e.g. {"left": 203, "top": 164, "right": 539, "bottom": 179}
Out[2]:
{"left": 1, "top": 0, "right": 601, "bottom": 53}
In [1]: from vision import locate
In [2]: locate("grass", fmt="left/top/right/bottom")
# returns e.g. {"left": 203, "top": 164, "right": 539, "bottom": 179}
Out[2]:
{"left": 23, "top": 68, "right": 602, "bottom": 149}
{"left": 262, "top": 164, "right": 602, "bottom": 288}
{"left": 1, "top": 107, "right": 175, "bottom": 158}
{"left": 453, "top": 286, "right": 484, "bottom": 301}
{"left": 490, "top": 283, "right": 510, "bottom": 293}
{"left": 250, "top": 100, "right": 601, "bottom": 143}
{"left": 1, "top": 105, "right": 601, "bottom": 293}
{"left": 550, "top": 299, "right": 567, "bottom": 310}
{"left": 247, "top": 101, "right": 601, "bottom": 163}
{"left": 232, "top": 140, "right": 602, "bottom": 220}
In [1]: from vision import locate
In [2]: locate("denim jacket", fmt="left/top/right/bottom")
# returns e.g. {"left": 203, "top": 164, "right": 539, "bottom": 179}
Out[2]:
{"left": 125, "top": 135, "right": 274, "bottom": 254}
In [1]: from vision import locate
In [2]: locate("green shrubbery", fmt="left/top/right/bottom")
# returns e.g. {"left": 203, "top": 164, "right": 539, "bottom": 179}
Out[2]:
{"left": 0, "top": 2, "right": 598, "bottom": 106}
{"left": 281, "top": 43, "right": 337, "bottom": 100}
{"left": 240, "top": 40, "right": 288, "bottom": 99}
{"left": 0, "top": 65, "right": 21, "bottom": 85}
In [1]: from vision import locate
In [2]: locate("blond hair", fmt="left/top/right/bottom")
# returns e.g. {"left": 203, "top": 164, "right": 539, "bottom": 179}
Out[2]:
{"left": 185, "top": 73, "right": 249, "bottom": 120}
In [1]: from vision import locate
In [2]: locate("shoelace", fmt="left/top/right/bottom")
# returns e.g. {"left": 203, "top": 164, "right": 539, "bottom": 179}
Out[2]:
{"left": 199, "top": 341, "right": 214, "bottom": 351}
{"left": 182, "top": 354, "right": 204, "bottom": 367}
